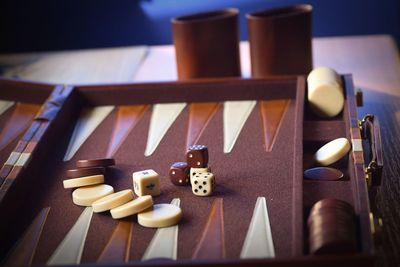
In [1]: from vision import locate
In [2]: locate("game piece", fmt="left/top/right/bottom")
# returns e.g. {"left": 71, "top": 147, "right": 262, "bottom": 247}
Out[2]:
{"left": 132, "top": 169, "right": 161, "bottom": 197}
{"left": 144, "top": 103, "right": 186, "bottom": 157}
{"left": 223, "top": 101, "right": 257, "bottom": 153}
{"left": 260, "top": 100, "right": 289, "bottom": 151}
{"left": 63, "top": 106, "right": 114, "bottom": 161}
{"left": 63, "top": 174, "right": 104, "bottom": 189}
{"left": 138, "top": 203, "right": 182, "bottom": 228}
{"left": 169, "top": 162, "right": 189, "bottom": 186}
{"left": 308, "top": 199, "right": 357, "bottom": 255}
{"left": 0, "top": 100, "right": 14, "bottom": 116}
{"left": 2, "top": 207, "right": 50, "bottom": 266}
{"left": 97, "top": 221, "right": 133, "bottom": 263}
{"left": 106, "top": 105, "right": 149, "bottom": 157}
{"left": 307, "top": 67, "right": 344, "bottom": 118}
{"left": 191, "top": 172, "right": 215, "bottom": 197}
{"left": 314, "top": 138, "right": 351, "bottom": 166}
{"left": 76, "top": 158, "right": 115, "bottom": 168}
{"left": 142, "top": 199, "right": 180, "bottom": 260}
{"left": 192, "top": 198, "right": 225, "bottom": 259}
{"left": 111, "top": 195, "right": 154, "bottom": 219}
{"left": 304, "top": 167, "right": 344, "bottom": 181}
{"left": 72, "top": 184, "right": 114, "bottom": 206}
{"left": 92, "top": 189, "right": 134, "bottom": 213}
{"left": 190, "top": 167, "right": 210, "bottom": 181}
{"left": 240, "top": 197, "right": 275, "bottom": 259}
{"left": 308, "top": 198, "right": 355, "bottom": 218}
{"left": 187, "top": 102, "right": 220, "bottom": 148}
{"left": 66, "top": 167, "right": 105, "bottom": 178}
{"left": 47, "top": 207, "right": 93, "bottom": 265}
{"left": 186, "top": 144, "right": 208, "bottom": 168}
{"left": 0, "top": 103, "right": 41, "bottom": 151}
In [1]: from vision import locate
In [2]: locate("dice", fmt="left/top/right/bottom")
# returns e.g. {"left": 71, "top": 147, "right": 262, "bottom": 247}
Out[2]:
{"left": 169, "top": 162, "right": 190, "bottom": 186}
{"left": 191, "top": 172, "right": 215, "bottom": 196}
{"left": 190, "top": 167, "right": 211, "bottom": 181}
{"left": 132, "top": 169, "right": 160, "bottom": 197}
{"left": 186, "top": 145, "right": 208, "bottom": 168}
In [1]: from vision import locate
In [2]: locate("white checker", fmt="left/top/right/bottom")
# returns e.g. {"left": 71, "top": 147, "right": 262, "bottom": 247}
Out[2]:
{"left": 72, "top": 184, "right": 114, "bottom": 206}
{"left": 92, "top": 189, "right": 134, "bottom": 213}
{"left": 314, "top": 137, "right": 351, "bottom": 166}
{"left": 63, "top": 175, "right": 104, "bottom": 189}
{"left": 138, "top": 203, "right": 182, "bottom": 228}
{"left": 307, "top": 67, "right": 344, "bottom": 118}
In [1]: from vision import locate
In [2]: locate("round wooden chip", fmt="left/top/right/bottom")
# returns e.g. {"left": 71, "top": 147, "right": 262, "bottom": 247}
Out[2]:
{"left": 76, "top": 158, "right": 116, "bottom": 168}
{"left": 304, "top": 167, "right": 344, "bottom": 181}
{"left": 72, "top": 184, "right": 114, "bottom": 206}
{"left": 138, "top": 203, "right": 182, "bottom": 228}
{"left": 111, "top": 195, "right": 153, "bottom": 219}
{"left": 314, "top": 138, "right": 351, "bottom": 166}
{"left": 92, "top": 189, "right": 134, "bottom": 213}
{"left": 66, "top": 167, "right": 105, "bottom": 178}
{"left": 63, "top": 175, "right": 104, "bottom": 189}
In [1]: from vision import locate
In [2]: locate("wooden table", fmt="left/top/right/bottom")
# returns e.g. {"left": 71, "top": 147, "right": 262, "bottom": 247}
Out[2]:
{"left": 1, "top": 34, "right": 399, "bottom": 267}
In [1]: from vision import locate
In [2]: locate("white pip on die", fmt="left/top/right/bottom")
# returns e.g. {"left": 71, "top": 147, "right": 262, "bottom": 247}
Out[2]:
{"left": 191, "top": 172, "right": 215, "bottom": 196}
{"left": 132, "top": 169, "right": 160, "bottom": 197}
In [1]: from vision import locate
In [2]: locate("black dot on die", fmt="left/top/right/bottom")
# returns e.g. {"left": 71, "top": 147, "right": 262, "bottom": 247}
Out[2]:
{"left": 203, "top": 190, "right": 207, "bottom": 193}
{"left": 194, "top": 189, "right": 198, "bottom": 193}
{"left": 194, "top": 181, "right": 198, "bottom": 184}
{"left": 203, "top": 181, "right": 206, "bottom": 185}
{"left": 199, "top": 185, "right": 202, "bottom": 189}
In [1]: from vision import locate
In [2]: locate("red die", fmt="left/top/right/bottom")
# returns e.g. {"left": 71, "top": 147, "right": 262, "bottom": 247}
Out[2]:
{"left": 169, "top": 162, "right": 190, "bottom": 186}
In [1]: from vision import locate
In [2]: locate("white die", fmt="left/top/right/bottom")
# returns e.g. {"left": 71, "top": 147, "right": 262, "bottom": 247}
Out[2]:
{"left": 190, "top": 167, "right": 211, "bottom": 182}
{"left": 191, "top": 172, "right": 215, "bottom": 196}
{"left": 132, "top": 169, "right": 160, "bottom": 197}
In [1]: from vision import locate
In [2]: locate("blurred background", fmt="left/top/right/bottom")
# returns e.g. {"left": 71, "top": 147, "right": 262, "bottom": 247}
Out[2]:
{"left": 0, "top": 0, "right": 399, "bottom": 52}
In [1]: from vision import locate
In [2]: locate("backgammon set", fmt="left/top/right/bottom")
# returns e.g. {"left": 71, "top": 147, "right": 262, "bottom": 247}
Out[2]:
{"left": 0, "top": 4, "right": 383, "bottom": 267}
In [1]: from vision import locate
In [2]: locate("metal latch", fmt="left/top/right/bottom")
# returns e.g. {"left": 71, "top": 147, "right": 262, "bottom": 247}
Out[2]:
{"left": 359, "top": 114, "right": 383, "bottom": 187}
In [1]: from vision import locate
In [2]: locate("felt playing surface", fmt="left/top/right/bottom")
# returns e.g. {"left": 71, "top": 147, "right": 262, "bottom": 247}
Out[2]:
{"left": 0, "top": 77, "right": 370, "bottom": 265}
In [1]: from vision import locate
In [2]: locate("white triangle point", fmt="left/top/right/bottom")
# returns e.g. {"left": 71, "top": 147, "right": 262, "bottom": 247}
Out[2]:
{"left": 0, "top": 100, "right": 15, "bottom": 116}
{"left": 142, "top": 198, "right": 180, "bottom": 260}
{"left": 47, "top": 207, "right": 94, "bottom": 265}
{"left": 223, "top": 101, "right": 256, "bottom": 153}
{"left": 144, "top": 103, "right": 186, "bottom": 157}
{"left": 240, "top": 197, "right": 275, "bottom": 259}
{"left": 63, "top": 106, "right": 114, "bottom": 161}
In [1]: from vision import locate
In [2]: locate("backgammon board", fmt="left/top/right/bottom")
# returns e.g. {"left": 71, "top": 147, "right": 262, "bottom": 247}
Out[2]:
{"left": 0, "top": 76, "right": 378, "bottom": 266}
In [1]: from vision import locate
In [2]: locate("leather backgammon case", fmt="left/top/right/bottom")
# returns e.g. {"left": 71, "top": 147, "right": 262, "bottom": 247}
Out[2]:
{"left": 0, "top": 75, "right": 382, "bottom": 266}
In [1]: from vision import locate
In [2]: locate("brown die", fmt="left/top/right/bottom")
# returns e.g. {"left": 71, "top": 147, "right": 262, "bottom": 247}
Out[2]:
{"left": 186, "top": 145, "right": 208, "bottom": 168}
{"left": 169, "top": 162, "right": 190, "bottom": 186}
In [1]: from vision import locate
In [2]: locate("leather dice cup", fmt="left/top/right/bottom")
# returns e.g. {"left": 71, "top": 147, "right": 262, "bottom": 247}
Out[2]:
{"left": 171, "top": 8, "right": 241, "bottom": 80}
{"left": 247, "top": 4, "right": 313, "bottom": 77}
